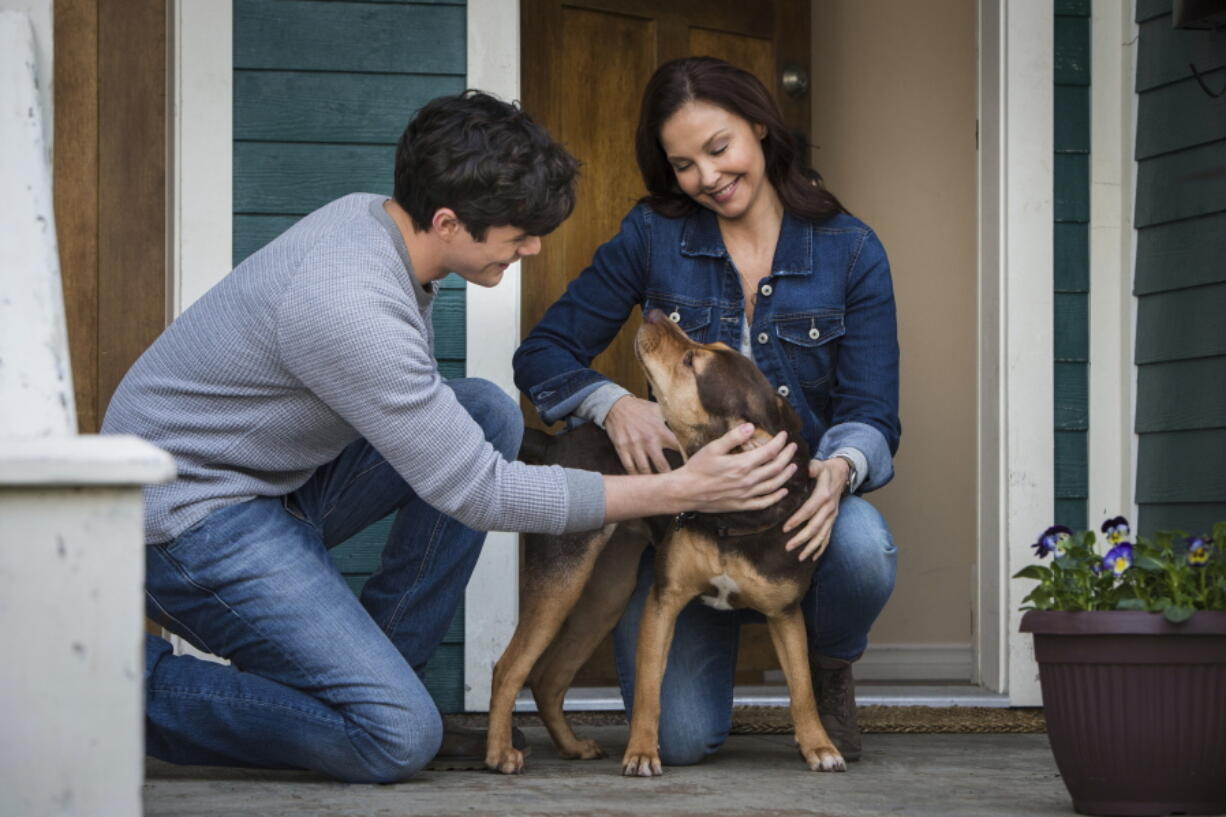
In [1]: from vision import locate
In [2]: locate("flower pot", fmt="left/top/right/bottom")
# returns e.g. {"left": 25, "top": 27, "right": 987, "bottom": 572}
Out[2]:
{"left": 1021, "top": 610, "right": 1226, "bottom": 816}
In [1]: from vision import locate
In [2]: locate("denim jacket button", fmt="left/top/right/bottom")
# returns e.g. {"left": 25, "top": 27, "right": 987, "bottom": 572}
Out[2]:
{"left": 757, "top": 332, "right": 769, "bottom": 344}
{"left": 809, "top": 327, "right": 821, "bottom": 340}
{"left": 668, "top": 311, "right": 681, "bottom": 323}
{"left": 777, "top": 384, "right": 790, "bottom": 397}
{"left": 760, "top": 283, "right": 773, "bottom": 297}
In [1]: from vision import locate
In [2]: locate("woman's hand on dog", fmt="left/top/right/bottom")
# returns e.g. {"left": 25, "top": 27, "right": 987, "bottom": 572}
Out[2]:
{"left": 782, "top": 458, "right": 850, "bottom": 561}
{"left": 605, "top": 396, "right": 682, "bottom": 475}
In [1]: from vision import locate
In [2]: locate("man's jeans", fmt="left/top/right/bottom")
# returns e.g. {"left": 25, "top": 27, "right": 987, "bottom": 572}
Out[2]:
{"left": 613, "top": 495, "right": 897, "bottom": 766}
{"left": 143, "top": 378, "right": 522, "bottom": 783}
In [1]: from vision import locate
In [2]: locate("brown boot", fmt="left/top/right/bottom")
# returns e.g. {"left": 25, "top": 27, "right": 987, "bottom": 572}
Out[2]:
{"left": 427, "top": 718, "right": 528, "bottom": 770}
{"left": 811, "top": 655, "right": 861, "bottom": 762}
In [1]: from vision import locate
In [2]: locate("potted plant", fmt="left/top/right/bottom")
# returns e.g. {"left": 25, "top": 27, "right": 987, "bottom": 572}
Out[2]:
{"left": 1016, "top": 517, "right": 1226, "bottom": 817}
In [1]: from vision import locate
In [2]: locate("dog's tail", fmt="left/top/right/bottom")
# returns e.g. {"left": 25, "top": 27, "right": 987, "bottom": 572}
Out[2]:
{"left": 518, "top": 427, "right": 552, "bottom": 465}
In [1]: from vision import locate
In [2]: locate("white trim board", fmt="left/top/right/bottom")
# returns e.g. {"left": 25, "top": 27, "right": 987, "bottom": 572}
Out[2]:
{"left": 169, "top": 0, "right": 233, "bottom": 315}
{"left": 463, "top": 0, "right": 523, "bottom": 713}
{"left": 1086, "top": 0, "right": 1136, "bottom": 528}
{"left": 977, "top": 0, "right": 1055, "bottom": 706}
{"left": 165, "top": 0, "right": 233, "bottom": 665}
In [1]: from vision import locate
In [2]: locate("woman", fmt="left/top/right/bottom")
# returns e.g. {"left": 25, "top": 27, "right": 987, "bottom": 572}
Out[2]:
{"left": 513, "top": 58, "right": 900, "bottom": 764}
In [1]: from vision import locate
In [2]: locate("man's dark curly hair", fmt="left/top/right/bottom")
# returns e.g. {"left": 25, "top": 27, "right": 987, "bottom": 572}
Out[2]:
{"left": 393, "top": 90, "right": 580, "bottom": 241}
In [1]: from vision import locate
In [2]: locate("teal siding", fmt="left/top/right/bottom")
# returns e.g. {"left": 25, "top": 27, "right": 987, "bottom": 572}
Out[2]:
{"left": 1133, "top": 0, "right": 1226, "bottom": 537}
{"left": 1053, "top": 2, "right": 1090, "bottom": 531}
{"left": 233, "top": 0, "right": 469, "bottom": 712}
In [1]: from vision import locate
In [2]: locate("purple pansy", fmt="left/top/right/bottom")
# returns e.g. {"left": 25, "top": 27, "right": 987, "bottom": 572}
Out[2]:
{"left": 1103, "top": 542, "right": 1134, "bottom": 576}
{"left": 1033, "top": 525, "right": 1073, "bottom": 558}
{"left": 1187, "top": 535, "right": 1213, "bottom": 567}
{"left": 1101, "top": 516, "right": 1130, "bottom": 545}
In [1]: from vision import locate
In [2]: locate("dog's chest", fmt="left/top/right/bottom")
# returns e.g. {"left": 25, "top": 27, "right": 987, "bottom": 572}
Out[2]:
{"left": 699, "top": 573, "right": 741, "bottom": 610}
{"left": 685, "top": 543, "right": 804, "bottom": 617}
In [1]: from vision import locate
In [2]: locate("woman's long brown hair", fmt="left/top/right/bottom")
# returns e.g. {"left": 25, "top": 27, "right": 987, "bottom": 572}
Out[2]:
{"left": 635, "top": 57, "right": 846, "bottom": 223}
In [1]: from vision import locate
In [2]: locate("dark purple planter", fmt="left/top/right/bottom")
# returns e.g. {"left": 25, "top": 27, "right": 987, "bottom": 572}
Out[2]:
{"left": 1021, "top": 610, "right": 1226, "bottom": 817}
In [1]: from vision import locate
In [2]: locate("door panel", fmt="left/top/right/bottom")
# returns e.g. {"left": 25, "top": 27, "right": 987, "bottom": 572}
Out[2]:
{"left": 521, "top": 0, "right": 809, "bottom": 686}
{"left": 689, "top": 28, "right": 774, "bottom": 92}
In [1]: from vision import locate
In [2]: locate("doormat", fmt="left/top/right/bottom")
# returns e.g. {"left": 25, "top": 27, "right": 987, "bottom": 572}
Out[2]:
{"left": 452, "top": 706, "right": 1046, "bottom": 734}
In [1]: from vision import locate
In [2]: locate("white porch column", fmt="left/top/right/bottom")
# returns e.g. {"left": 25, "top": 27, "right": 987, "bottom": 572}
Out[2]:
{"left": 0, "top": 11, "right": 175, "bottom": 816}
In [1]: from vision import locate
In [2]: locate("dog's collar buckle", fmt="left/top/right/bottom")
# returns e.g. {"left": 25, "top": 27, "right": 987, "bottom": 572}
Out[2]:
{"left": 673, "top": 511, "right": 697, "bottom": 530}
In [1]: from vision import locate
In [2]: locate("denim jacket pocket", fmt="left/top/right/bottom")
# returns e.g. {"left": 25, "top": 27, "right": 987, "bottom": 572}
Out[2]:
{"left": 642, "top": 297, "right": 714, "bottom": 342}
{"left": 773, "top": 312, "right": 845, "bottom": 392}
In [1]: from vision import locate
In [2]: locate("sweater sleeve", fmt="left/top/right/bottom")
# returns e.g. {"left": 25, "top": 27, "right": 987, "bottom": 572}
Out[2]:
{"left": 275, "top": 255, "right": 606, "bottom": 534}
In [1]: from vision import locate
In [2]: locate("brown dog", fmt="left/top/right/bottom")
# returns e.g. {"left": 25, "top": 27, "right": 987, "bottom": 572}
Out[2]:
{"left": 485, "top": 309, "right": 844, "bottom": 776}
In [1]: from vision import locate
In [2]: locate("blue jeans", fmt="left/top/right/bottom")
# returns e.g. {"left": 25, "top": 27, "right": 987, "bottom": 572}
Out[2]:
{"left": 613, "top": 495, "right": 897, "bottom": 766}
{"left": 143, "top": 378, "right": 522, "bottom": 783}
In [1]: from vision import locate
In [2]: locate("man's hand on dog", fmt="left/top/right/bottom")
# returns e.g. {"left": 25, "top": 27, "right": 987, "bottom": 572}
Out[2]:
{"left": 674, "top": 423, "right": 797, "bottom": 513}
{"left": 605, "top": 396, "right": 681, "bottom": 475}
{"left": 783, "top": 457, "right": 851, "bottom": 562}
{"left": 602, "top": 422, "right": 796, "bottom": 522}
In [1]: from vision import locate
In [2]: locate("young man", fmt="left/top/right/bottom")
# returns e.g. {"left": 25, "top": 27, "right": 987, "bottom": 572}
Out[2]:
{"left": 105, "top": 92, "right": 798, "bottom": 782}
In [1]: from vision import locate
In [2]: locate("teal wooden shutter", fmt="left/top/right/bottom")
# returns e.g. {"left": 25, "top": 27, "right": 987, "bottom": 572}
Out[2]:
{"left": 1133, "top": 0, "right": 1226, "bottom": 536}
{"left": 233, "top": 0, "right": 470, "bottom": 712}
{"left": 1054, "top": 0, "right": 1090, "bottom": 530}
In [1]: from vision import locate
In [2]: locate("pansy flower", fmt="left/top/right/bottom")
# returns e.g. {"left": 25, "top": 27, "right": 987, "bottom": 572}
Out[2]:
{"left": 1187, "top": 535, "right": 1213, "bottom": 567}
{"left": 1032, "top": 525, "right": 1073, "bottom": 558}
{"left": 1103, "top": 542, "right": 1134, "bottom": 576}
{"left": 1101, "top": 516, "right": 1130, "bottom": 545}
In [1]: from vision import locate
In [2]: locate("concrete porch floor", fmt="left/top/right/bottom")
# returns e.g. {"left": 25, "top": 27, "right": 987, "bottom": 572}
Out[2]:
{"left": 144, "top": 724, "right": 1078, "bottom": 817}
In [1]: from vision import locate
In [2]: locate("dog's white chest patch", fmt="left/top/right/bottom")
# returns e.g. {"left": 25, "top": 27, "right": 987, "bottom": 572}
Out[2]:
{"left": 700, "top": 574, "right": 740, "bottom": 610}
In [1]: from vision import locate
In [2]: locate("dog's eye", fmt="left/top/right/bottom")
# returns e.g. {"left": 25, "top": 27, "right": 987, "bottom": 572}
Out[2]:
{"left": 682, "top": 350, "right": 694, "bottom": 368}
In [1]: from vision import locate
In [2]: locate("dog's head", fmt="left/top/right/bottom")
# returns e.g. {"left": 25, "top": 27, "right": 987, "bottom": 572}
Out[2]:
{"left": 635, "top": 309, "right": 807, "bottom": 460}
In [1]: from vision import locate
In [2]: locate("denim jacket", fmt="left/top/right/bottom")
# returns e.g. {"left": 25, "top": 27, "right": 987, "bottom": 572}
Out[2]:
{"left": 513, "top": 203, "right": 901, "bottom": 493}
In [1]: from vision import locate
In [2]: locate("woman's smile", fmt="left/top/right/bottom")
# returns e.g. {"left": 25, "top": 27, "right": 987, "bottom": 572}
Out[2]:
{"left": 707, "top": 177, "right": 740, "bottom": 204}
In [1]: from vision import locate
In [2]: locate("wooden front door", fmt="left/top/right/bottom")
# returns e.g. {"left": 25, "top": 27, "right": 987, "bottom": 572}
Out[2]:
{"left": 521, "top": 0, "right": 811, "bottom": 686}
{"left": 521, "top": 0, "right": 810, "bottom": 412}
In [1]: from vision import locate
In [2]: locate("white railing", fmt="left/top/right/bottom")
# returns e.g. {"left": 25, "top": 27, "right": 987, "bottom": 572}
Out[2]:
{"left": 0, "top": 11, "right": 174, "bottom": 817}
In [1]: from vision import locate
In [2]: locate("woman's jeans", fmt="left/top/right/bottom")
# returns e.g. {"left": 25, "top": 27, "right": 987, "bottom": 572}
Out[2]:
{"left": 613, "top": 494, "right": 897, "bottom": 766}
{"left": 142, "top": 378, "right": 522, "bottom": 783}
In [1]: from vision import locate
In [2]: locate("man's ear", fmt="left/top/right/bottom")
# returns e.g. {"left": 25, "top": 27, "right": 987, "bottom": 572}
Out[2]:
{"left": 431, "top": 208, "right": 461, "bottom": 240}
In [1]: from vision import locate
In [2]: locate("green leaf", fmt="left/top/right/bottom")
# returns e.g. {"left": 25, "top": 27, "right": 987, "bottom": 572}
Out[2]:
{"left": 1116, "top": 598, "right": 1147, "bottom": 610}
{"left": 1053, "top": 555, "right": 1078, "bottom": 571}
{"left": 1164, "top": 605, "right": 1195, "bottom": 623}
{"left": 1134, "top": 555, "right": 1167, "bottom": 572}
{"left": 1013, "top": 565, "right": 1050, "bottom": 581}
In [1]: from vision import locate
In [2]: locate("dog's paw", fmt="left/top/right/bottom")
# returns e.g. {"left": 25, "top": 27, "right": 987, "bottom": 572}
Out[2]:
{"left": 799, "top": 743, "right": 846, "bottom": 773}
{"left": 621, "top": 747, "right": 663, "bottom": 777}
{"left": 560, "top": 738, "right": 606, "bottom": 760}
{"left": 485, "top": 746, "right": 526, "bottom": 775}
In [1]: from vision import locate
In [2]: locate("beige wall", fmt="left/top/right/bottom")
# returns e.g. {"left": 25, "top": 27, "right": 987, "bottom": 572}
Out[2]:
{"left": 811, "top": 0, "right": 978, "bottom": 652}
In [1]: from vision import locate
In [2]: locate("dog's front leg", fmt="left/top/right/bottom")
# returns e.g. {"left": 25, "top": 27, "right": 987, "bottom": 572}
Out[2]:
{"left": 766, "top": 606, "right": 845, "bottom": 772}
{"left": 621, "top": 581, "right": 691, "bottom": 777}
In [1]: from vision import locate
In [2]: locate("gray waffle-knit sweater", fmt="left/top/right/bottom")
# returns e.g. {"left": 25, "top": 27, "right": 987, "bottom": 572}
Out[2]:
{"left": 102, "top": 194, "right": 605, "bottom": 544}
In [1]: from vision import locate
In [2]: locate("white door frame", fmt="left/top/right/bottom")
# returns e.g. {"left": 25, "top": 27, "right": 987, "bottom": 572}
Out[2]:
{"left": 169, "top": 0, "right": 233, "bottom": 311}
{"left": 170, "top": 0, "right": 1137, "bottom": 710}
{"left": 976, "top": 0, "right": 1054, "bottom": 704}
{"left": 462, "top": 0, "right": 523, "bottom": 712}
